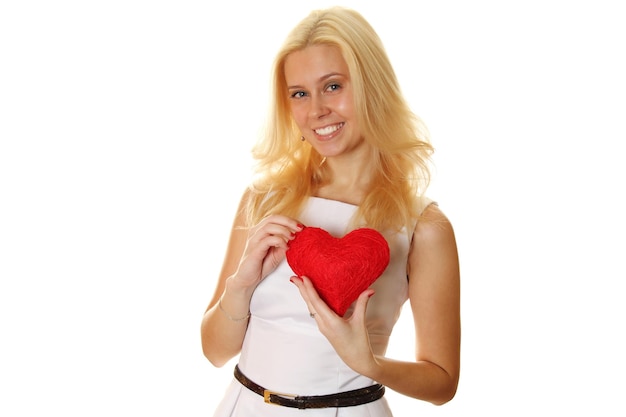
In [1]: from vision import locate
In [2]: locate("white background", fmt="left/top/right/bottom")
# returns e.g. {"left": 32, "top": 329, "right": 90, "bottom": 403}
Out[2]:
{"left": 1, "top": 0, "right": 625, "bottom": 415}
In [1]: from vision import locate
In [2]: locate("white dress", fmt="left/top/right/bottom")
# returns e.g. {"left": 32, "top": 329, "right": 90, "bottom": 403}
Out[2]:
{"left": 213, "top": 197, "right": 422, "bottom": 416}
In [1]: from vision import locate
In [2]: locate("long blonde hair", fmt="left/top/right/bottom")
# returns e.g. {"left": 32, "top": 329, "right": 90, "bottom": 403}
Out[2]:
{"left": 246, "top": 6, "right": 433, "bottom": 232}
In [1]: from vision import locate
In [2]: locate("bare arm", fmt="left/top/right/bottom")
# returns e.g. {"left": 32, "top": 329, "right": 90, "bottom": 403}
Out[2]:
{"left": 200, "top": 192, "right": 251, "bottom": 367}
{"left": 200, "top": 190, "right": 303, "bottom": 367}
{"left": 370, "top": 204, "right": 461, "bottom": 404}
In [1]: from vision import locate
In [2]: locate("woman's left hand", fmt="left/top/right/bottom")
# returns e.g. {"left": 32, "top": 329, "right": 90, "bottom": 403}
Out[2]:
{"left": 290, "top": 275, "right": 379, "bottom": 377}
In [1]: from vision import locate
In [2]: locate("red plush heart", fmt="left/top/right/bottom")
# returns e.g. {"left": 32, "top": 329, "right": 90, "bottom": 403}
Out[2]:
{"left": 286, "top": 226, "right": 390, "bottom": 316}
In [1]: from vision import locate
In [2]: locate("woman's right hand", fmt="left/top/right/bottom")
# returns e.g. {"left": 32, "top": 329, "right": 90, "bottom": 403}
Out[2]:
{"left": 231, "top": 215, "right": 303, "bottom": 290}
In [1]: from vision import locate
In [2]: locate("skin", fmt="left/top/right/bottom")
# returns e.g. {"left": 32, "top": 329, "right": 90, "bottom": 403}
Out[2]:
{"left": 201, "top": 44, "right": 460, "bottom": 406}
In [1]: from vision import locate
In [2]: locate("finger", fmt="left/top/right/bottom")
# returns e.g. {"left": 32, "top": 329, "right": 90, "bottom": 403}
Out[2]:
{"left": 252, "top": 224, "right": 292, "bottom": 242}
{"left": 254, "top": 222, "right": 305, "bottom": 247}
{"left": 289, "top": 276, "right": 307, "bottom": 299}
{"left": 349, "top": 289, "right": 376, "bottom": 322}
{"left": 246, "top": 235, "right": 289, "bottom": 259}
{"left": 260, "top": 215, "right": 304, "bottom": 235}
{"left": 299, "top": 276, "right": 337, "bottom": 320}
{"left": 289, "top": 276, "right": 316, "bottom": 315}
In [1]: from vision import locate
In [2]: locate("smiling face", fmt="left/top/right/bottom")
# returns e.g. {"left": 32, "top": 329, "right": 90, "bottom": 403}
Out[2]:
{"left": 284, "top": 44, "right": 365, "bottom": 159}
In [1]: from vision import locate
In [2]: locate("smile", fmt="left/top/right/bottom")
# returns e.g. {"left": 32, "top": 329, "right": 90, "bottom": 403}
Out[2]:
{"left": 314, "top": 123, "right": 344, "bottom": 136}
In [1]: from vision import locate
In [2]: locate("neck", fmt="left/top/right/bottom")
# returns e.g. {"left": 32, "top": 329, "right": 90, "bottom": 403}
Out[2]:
{"left": 315, "top": 145, "right": 375, "bottom": 204}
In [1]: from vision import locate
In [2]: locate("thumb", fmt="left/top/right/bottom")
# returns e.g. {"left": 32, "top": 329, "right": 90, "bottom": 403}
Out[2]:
{"left": 351, "top": 289, "right": 375, "bottom": 321}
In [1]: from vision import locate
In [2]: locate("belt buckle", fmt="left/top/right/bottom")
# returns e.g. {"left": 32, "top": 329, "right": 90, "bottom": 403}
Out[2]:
{"left": 263, "top": 389, "right": 298, "bottom": 405}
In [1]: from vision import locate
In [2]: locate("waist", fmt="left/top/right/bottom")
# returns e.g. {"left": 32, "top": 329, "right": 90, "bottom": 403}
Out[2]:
{"left": 240, "top": 316, "right": 375, "bottom": 388}
{"left": 234, "top": 364, "right": 385, "bottom": 409}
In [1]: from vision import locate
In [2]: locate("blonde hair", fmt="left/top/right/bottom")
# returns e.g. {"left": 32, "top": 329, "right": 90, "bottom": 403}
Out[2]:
{"left": 246, "top": 6, "right": 433, "bottom": 232}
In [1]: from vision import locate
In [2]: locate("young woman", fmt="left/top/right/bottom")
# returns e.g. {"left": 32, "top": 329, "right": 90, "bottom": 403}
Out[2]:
{"left": 201, "top": 6, "right": 460, "bottom": 415}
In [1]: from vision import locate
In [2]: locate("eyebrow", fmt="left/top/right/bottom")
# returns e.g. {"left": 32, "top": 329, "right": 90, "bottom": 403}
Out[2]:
{"left": 287, "top": 72, "right": 346, "bottom": 90}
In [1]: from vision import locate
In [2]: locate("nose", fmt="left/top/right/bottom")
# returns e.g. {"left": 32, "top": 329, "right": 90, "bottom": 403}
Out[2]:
{"left": 309, "top": 94, "right": 330, "bottom": 119}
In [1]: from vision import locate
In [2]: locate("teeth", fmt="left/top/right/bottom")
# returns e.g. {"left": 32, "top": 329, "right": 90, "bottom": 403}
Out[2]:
{"left": 315, "top": 123, "right": 342, "bottom": 136}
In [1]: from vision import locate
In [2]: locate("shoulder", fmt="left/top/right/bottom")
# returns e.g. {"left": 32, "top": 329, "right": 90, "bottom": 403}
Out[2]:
{"left": 231, "top": 187, "right": 254, "bottom": 229}
{"left": 407, "top": 202, "right": 459, "bottom": 297}
{"left": 411, "top": 203, "right": 457, "bottom": 258}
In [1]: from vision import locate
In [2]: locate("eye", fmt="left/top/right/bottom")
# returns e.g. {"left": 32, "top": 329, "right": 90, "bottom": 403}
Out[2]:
{"left": 325, "top": 82, "right": 342, "bottom": 93}
{"left": 290, "top": 90, "right": 307, "bottom": 99}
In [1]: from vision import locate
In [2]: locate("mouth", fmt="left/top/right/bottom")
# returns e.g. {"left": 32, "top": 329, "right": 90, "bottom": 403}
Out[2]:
{"left": 314, "top": 122, "right": 344, "bottom": 137}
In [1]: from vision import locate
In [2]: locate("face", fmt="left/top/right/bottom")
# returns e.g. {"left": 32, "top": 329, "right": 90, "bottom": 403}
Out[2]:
{"left": 284, "top": 45, "right": 364, "bottom": 158}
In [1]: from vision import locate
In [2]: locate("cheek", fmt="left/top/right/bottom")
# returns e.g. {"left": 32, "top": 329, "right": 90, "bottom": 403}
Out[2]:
{"left": 290, "top": 104, "right": 308, "bottom": 127}
{"left": 332, "top": 95, "right": 354, "bottom": 117}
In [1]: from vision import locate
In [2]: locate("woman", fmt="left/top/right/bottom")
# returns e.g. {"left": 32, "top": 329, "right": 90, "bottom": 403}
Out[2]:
{"left": 201, "top": 6, "right": 460, "bottom": 415}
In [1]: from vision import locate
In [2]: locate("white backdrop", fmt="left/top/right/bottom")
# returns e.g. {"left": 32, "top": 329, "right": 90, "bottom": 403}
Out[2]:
{"left": 1, "top": 1, "right": 625, "bottom": 416}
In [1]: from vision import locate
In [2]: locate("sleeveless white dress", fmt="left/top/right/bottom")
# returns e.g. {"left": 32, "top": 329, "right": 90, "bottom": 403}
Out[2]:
{"left": 212, "top": 197, "right": 423, "bottom": 416}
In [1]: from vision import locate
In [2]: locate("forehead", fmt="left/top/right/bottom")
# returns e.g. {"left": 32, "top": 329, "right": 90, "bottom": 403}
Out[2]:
{"left": 284, "top": 44, "right": 349, "bottom": 84}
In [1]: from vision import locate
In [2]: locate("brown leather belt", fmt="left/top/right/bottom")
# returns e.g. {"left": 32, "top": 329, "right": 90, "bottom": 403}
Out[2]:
{"left": 234, "top": 365, "right": 385, "bottom": 409}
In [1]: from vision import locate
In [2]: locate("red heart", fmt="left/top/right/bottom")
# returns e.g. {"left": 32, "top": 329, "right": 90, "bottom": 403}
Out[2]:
{"left": 286, "top": 227, "right": 390, "bottom": 316}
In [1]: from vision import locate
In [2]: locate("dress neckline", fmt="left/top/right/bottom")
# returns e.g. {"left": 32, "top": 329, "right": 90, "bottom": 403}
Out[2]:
{"left": 309, "top": 195, "right": 359, "bottom": 208}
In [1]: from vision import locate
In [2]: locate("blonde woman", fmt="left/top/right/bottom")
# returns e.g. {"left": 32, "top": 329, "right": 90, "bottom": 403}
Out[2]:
{"left": 201, "top": 6, "right": 460, "bottom": 415}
